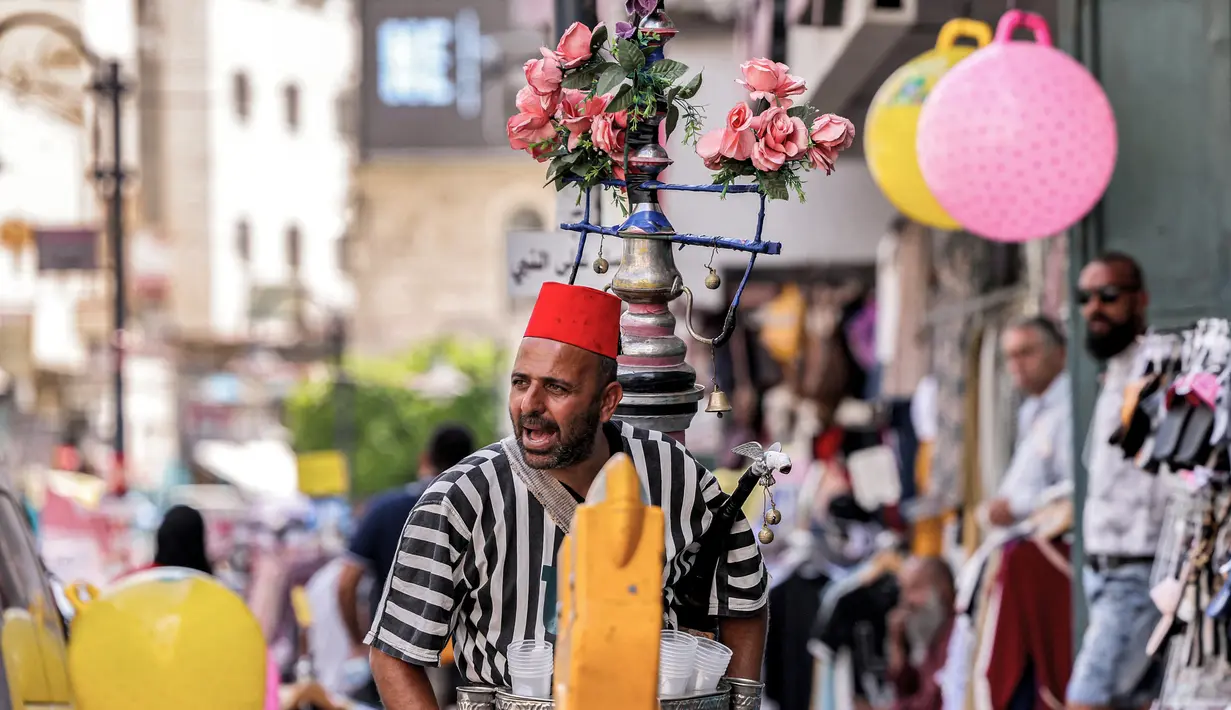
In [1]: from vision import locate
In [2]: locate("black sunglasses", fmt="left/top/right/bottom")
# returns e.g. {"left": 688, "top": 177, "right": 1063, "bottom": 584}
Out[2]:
{"left": 1077, "top": 285, "right": 1138, "bottom": 306}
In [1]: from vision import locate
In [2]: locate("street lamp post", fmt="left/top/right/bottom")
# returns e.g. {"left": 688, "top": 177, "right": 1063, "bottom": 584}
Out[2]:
{"left": 328, "top": 315, "right": 355, "bottom": 497}
{"left": 0, "top": 14, "right": 130, "bottom": 486}
{"left": 93, "top": 59, "right": 129, "bottom": 484}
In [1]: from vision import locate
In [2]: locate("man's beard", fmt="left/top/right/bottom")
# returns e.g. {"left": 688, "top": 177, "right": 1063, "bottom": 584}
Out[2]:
{"left": 512, "top": 401, "right": 602, "bottom": 470}
{"left": 904, "top": 594, "right": 949, "bottom": 660}
{"left": 1085, "top": 316, "right": 1140, "bottom": 361}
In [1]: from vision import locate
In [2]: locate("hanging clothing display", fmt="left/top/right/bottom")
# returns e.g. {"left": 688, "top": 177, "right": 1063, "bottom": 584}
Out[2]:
{"left": 1103, "top": 321, "right": 1231, "bottom": 708}
{"left": 980, "top": 539, "right": 1073, "bottom": 710}
{"left": 876, "top": 223, "right": 932, "bottom": 399}
{"left": 766, "top": 572, "right": 831, "bottom": 710}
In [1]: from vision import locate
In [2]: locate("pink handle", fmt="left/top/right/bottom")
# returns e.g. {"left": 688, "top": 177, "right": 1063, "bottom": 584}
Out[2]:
{"left": 993, "top": 9, "right": 1053, "bottom": 47}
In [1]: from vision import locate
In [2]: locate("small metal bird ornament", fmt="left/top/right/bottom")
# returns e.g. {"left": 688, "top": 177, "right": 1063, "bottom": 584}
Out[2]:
{"left": 731, "top": 441, "right": 791, "bottom": 544}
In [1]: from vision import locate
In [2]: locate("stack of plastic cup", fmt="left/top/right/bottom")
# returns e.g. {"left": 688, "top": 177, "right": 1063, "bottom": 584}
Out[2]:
{"left": 691, "top": 637, "right": 733, "bottom": 692}
{"left": 658, "top": 630, "right": 699, "bottom": 698}
{"left": 506, "top": 639, "right": 554, "bottom": 699}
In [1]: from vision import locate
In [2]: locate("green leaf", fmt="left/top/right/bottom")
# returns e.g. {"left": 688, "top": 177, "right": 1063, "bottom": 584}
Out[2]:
{"left": 676, "top": 72, "right": 703, "bottom": 100}
{"left": 757, "top": 171, "right": 789, "bottom": 201}
{"left": 649, "top": 59, "right": 688, "bottom": 84}
{"left": 617, "top": 39, "right": 644, "bottom": 73}
{"left": 589, "top": 24, "right": 608, "bottom": 52}
{"left": 787, "top": 105, "right": 820, "bottom": 124}
{"left": 594, "top": 64, "right": 628, "bottom": 97}
{"left": 562, "top": 69, "right": 598, "bottom": 90}
{"left": 665, "top": 104, "right": 680, "bottom": 138}
{"left": 606, "top": 84, "right": 634, "bottom": 113}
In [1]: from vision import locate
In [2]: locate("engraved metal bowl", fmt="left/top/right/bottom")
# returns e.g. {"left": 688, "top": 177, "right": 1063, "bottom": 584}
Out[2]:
{"left": 490, "top": 681, "right": 730, "bottom": 710}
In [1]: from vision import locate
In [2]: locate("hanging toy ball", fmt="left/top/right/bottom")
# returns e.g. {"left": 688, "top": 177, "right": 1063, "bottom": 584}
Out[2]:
{"left": 764, "top": 508, "right": 782, "bottom": 526}
{"left": 593, "top": 256, "right": 609, "bottom": 274}
{"left": 916, "top": 10, "right": 1117, "bottom": 243}
{"left": 758, "top": 528, "right": 775, "bottom": 545}
{"left": 864, "top": 18, "right": 992, "bottom": 230}
{"left": 67, "top": 568, "right": 267, "bottom": 710}
{"left": 704, "top": 267, "right": 721, "bottom": 290}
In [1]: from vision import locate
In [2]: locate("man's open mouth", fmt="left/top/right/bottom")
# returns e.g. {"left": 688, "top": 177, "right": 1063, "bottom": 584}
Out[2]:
{"left": 521, "top": 425, "right": 558, "bottom": 452}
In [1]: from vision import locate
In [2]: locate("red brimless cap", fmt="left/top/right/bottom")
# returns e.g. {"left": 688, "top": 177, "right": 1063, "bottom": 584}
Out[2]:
{"left": 524, "top": 282, "right": 622, "bottom": 359}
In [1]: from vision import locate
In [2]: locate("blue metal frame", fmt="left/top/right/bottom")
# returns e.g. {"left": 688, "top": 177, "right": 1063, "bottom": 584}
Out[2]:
{"left": 560, "top": 181, "right": 778, "bottom": 347}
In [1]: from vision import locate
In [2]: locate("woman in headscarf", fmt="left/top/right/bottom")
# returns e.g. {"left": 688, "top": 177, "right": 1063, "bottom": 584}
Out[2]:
{"left": 149, "top": 504, "right": 213, "bottom": 575}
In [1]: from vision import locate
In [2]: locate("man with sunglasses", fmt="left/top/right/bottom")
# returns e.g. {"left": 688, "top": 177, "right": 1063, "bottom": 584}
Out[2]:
{"left": 1068, "top": 252, "right": 1167, "bottom": 710}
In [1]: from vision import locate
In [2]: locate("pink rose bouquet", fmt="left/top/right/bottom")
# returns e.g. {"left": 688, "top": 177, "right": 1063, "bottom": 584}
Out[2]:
{"left": 506, "top": 19, "right": 705, "bottom": 193}
{"left": 696, "top": 59, "right": 855, "bottom": 200}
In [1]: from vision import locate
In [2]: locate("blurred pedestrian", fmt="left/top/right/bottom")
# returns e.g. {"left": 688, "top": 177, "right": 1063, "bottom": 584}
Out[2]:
{"left": 981, "top": 315, "right": 1072, "bottom": 528}
{"left": 337, "top": 423, "right": 474, "bottom": 707}
{"left": 154, "top": 505, "right": 214, "bottom": 574}
{"left": 887, "top": 556, "right": 955, "bottom": 710}
{"left": 1067, "top": 253, "right": 1165, "bottom": 710}
{"left": 120, "top": 504, "right": 214, "bottom": 579}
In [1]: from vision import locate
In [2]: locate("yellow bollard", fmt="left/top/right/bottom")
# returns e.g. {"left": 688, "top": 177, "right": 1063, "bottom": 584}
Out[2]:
{"left": 66, "top": 568, "right": 267, "bottom": 710}
{"left": 554, "top": 453, "right": 663, "bottom": 710}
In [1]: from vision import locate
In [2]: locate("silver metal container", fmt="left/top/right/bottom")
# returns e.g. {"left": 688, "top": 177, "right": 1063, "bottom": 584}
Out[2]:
{"left": 490, "top": 681, "right": 731, "bottom": 710}
{"left": 457, "top": 686, "right": 498, "bottom": 710}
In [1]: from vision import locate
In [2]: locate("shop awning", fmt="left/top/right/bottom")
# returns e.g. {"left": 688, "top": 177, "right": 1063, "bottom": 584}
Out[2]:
{"left": 192, "top": 439, "right": 300, "bottom": 500}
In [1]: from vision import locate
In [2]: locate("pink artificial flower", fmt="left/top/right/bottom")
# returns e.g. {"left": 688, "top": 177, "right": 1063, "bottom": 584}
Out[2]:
{"left": 696, "top": 129, "right": 726, "bottom": 171}
{"left": 516, "top": 85, "right": 559, "bottom": 119}
{"left": 737, "top": 58, "right": 807, "bottom": 106}
{"left": 524, "top": 48, "right": 563, "bottom": 96}
{"left": 751, "top": 140, "right": 787, "bottom": 172}
{"left": 757, "top": 106, "right": 808, "bottom": 159}
{"left": 507, "top": 109, "right": 557, "bottom": 157}
{"left": 555, "top": 22, "right": 593, "bottom": 68}
{"left": 559, "top": 90, "right": 612, "bottom": 150}
{"left": 806, "top": 145, "right": 837, "bottom": 174}
{"left": 591, "top": 110, "right": 628, "bottom": 157}
{"left": 612, "top": 161, "right": 626, "bottom": 182}
{"left": 810, "top": 114, "right": 856, "bottom": 151}
{"left": 718, "top": 102, "right": 755, "bottom": 161}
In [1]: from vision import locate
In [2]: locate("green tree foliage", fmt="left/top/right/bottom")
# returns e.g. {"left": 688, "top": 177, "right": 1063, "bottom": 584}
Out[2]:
{"left": 285, "top": 338, "right": 505, "bottom": 499}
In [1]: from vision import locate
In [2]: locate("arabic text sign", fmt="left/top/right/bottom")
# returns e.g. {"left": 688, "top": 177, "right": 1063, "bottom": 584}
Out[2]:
{"left": 506, "top": 230, "right": 617, "bottom": 300}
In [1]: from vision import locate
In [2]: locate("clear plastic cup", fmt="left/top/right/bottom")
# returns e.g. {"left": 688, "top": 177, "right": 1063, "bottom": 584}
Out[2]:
{"left": 691, "top": 637, "right": 733, "bottom": 692}
{"left": 658, "top": 630, "right": 699, "bottom": 698}
{"left": 507, "top": 639, "right": 554, "bottom": 699}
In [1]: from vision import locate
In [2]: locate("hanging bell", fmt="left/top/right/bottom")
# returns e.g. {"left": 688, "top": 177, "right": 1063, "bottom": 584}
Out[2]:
{"left": 758, "top": 527, "right": 775, "bottom": 544}
{"left": 705, "top": 386, "right": 732, "bottom": 418}
{"left": 593, "top": 256, "right": 609, "bottom": 274}
{"left": 763, "top": 508, "right": 782, "bottom": 526}
{"left": 704, "top": 267, "right": 721, "bottom": 290}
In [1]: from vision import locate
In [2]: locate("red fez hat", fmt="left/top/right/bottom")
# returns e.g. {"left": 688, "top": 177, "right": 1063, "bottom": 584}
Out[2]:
{"left": 524, "top": 282, "right": 621, "bottom": 359}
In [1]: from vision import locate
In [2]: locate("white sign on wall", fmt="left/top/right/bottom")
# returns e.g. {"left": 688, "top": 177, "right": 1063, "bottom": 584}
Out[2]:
{"left": 506, "top": 193, "right": 618, "bottom": 300}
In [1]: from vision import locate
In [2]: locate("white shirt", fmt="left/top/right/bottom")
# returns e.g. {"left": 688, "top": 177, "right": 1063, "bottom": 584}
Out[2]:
{"left": 304, "top": 558, "right": 351, "bottom": 695}
{"left": 1082, "top": 343, "right": 1171, "bottom": 557}
{"left": 998, "top": 372, "right": 1074, "bottom": 520}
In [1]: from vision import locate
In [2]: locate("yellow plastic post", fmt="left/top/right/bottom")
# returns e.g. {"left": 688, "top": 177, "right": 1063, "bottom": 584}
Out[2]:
{"left": 554, "top": 453, "right": 663, "bottom": 710}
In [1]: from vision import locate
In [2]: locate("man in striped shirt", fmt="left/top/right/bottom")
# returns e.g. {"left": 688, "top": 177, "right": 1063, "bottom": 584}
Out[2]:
{"left": 367, "top": 283, "right": 769, "bottom": 708}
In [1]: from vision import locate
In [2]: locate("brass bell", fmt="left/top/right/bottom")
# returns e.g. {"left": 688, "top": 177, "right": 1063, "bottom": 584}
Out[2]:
{"left": 705, "top": 386, "right": 732, "bottom": 418}
{"left": 764, "top": 508, "right": 782, "bottom": 526}
{"left": 593, "top": 256, "right": 609, "bottom": 274}
{"left": 758, "top": 527, "right": 775, "bottom": 544}
{"left": 704, "top": 267, "right": 721, "bottom": 290}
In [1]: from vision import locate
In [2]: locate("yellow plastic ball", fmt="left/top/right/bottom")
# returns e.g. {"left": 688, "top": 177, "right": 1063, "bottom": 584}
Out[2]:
{"left": 68, "top": 568, "right": 267, "bottom": 710}
{"left": 864, "top": 18, "right": 993, "bottom": 230}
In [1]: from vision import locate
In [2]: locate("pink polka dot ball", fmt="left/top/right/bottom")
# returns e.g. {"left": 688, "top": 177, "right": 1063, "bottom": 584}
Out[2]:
{"left": 916, "top": 10, "right": 1117, "bottom": 243}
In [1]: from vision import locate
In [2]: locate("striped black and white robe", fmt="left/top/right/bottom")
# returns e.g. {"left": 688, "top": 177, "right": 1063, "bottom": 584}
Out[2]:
{"left": 365, "top": 421, "right": 768, "bottom": 688}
